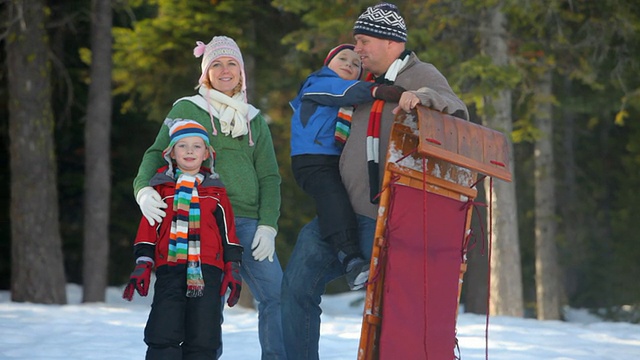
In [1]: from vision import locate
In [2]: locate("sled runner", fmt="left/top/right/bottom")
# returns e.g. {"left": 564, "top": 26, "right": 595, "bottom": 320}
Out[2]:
{"left": 357, "top": 106, "right": 512, "bottom": 359}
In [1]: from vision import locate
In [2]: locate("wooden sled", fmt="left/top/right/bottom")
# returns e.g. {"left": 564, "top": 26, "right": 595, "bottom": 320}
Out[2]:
{"left": 357, "top": 106, "right": 511, "bottom": 359}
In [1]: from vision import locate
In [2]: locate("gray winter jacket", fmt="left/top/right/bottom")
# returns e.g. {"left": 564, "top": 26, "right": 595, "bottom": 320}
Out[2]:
{"left": 339, "top": 52, "right": 468, "bottom": 219}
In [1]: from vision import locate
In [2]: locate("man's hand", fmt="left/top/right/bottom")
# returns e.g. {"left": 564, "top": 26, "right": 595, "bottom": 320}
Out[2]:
{"left": 122, "top": 261, "right": 153, "bottom": 301}
{"left": 220, "top": 262, "right": 242, "bottom": 307}
{"left": 392, "top": 92, "right": 421, "bottom": 114}
{"left": 251, "top": 225, "right": 277, "bottom": 262}
{"left": 136, "top": 186, "right": 167, "bottom": 226}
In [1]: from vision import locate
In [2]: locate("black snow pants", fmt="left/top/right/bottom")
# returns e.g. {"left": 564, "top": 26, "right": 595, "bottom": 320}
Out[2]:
{"left": 144, "top": 263, "right": 223, "bottom": 360}
{"left": 292, "top": 154, "right": 361, "bottom": 263}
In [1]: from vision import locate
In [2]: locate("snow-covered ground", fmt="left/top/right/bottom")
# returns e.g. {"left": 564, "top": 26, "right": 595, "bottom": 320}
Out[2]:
{"left": 1, "top": 284, "right": 639, "bottom": 359}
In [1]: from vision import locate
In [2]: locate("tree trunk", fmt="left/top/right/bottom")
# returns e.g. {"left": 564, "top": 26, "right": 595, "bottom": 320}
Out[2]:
{"left": 534, "top": 70, "right": 561, "bottom": 320}
{"left": 559, "top": 78, "right": 580, "bottom": 302}
{"left": 82, "top": 0, "right": 113, "bottom": 303}
{"left": 479, "top": 5, "right": 524, "bottom": 317}
{"left": 6, "top": 0, "right": 67, "bottom": 304}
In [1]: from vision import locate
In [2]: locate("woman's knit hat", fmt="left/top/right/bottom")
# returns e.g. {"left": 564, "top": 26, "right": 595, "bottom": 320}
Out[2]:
{"left": 193, "top": 36, "right": 247, "bottom": 94}
{"left": 353, "top": 3, "right": 407, "bottom": 43}
{"left": 324, "top": 44, "right": 364, "bottom": 79}
{"left": 163, "top": 119, "right": 216, "bottom": 175}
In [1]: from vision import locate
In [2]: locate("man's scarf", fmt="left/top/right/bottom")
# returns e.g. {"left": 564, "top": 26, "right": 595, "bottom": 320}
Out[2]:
{"left": 168, "top": 172, "right": 206, "bottom": 297}
{"left": 366, "top": 51, "right": 411, "bottom": 203}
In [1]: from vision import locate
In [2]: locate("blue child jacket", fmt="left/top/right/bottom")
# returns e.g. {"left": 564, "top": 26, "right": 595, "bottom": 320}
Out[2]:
{"left": 290, "top": 66, "right": 375, "bottom": 156}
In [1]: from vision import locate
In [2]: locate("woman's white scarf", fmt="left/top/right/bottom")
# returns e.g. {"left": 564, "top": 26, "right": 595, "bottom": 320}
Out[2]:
{"left": 198, "top": 86, "right": 250, "bottom": 139}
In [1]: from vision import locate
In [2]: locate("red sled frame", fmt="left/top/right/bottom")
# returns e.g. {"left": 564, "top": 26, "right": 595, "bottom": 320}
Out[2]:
{"left": 357, "top": 106, "right": 511, "bottom": 360}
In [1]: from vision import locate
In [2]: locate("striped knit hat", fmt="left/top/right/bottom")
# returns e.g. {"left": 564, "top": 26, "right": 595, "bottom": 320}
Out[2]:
{"left": 163, "top": 119, "right": 216, "bottom": 174}
{"left": 353, "top": 3, "right": 407, "bottom": 43}
{"left": 324, "top": 44, "right": 364, "bottom": 80}
{"left": 324, "top": 44, "right": 355, "bottom": 66}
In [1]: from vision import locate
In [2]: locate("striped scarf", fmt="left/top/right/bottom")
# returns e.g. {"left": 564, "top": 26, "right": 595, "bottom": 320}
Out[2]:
{"left": 366, "top": 51, "right": 411, "bottom": 203}
{"left": 168, "top": 172, "right": 205, "bottom": 297}
{"left": 334, "top": 106, "right": 354, "bottom": 148}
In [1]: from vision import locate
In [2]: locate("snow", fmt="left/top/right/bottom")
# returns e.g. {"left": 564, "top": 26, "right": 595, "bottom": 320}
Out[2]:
{"left": 1, "top": 284, "right": 640, "bottom": 359}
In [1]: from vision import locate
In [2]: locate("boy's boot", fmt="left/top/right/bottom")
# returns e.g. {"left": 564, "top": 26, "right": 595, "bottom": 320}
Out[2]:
{"left": 343, "top": 256, "right": 370, "bottom": 291}
{"left": 332, "top": 230, "right": 370, "bottom": 290}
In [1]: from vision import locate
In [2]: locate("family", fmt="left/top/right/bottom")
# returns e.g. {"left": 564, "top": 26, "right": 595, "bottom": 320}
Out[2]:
{"left": 121, "top": 3, "right": 468, "bottom": 360}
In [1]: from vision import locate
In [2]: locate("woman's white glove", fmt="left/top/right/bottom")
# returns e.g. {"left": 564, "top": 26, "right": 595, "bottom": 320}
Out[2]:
{"left": 136, "top": 186, "right": 167, "bottom": 226}
{"left": 251, "top": 225, "right": 277, "bottom": 262}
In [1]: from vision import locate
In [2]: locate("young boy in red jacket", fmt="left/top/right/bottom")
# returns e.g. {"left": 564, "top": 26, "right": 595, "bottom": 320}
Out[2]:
{"left": 123, "top": 119, "right": 243, "bottom": 359}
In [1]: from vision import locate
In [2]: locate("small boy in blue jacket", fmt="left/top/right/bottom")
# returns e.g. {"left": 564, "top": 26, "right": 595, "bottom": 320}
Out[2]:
{"left": 290, "top": 44, "right": 404, "bottom": 290}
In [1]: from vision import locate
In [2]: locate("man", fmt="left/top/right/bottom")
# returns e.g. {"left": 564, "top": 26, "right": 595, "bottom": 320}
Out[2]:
{"left": 281, "top": 3, "right": 469, "bottom": 359}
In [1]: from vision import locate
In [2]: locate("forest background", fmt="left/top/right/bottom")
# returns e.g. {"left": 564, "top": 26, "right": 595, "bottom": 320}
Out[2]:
{"left": 1, "top": 0, "right": 639, "bottom": 322}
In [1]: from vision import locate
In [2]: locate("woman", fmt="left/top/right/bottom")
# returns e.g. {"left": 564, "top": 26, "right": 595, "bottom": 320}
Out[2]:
{"left": 133, "top": 35, "right": 284, "bottom": 359}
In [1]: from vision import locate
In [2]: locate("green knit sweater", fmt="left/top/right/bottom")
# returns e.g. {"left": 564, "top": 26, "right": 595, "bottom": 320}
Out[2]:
{"left": 133, "top": 98, "right": 281, "bottom": 230}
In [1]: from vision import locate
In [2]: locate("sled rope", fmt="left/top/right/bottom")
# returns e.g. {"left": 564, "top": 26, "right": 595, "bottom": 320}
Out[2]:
{"left": 460, "top": 199, "right": 488, "bottom": 262}
{"left": 470, "top": 174, "right": 487, "bottom": 189}
{"left": 461, "top": 174, "right": 489, "bottom": 260}
{"left": 422, "top": 155, "right": 430, "bottom": 359}
{"left": 370, "top": 172, "right": 401, "bottom": 214}
{"left": 395, "top": 147, "right": 417, "bottom": 163}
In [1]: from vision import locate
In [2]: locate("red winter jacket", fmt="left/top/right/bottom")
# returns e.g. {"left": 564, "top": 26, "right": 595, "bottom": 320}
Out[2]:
{"left": 133, "top": 167, "right": 243, "bottom": 270}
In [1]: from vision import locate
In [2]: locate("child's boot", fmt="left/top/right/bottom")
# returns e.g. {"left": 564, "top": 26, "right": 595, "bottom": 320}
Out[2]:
{"left": 343, "top": 256, "right": 370, "bottom": 291}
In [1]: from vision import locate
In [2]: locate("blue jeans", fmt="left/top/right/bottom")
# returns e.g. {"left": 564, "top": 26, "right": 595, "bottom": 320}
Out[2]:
{"left": 281, "top": 215, "right": 376, "bottom": 360}
{"left": 235, "top": 217, "right": 286, "bottom": 359}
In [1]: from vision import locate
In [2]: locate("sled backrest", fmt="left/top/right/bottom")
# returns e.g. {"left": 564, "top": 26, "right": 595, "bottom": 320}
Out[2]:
{"left": 416, "top": 106, "right": 512, "bottom": 182}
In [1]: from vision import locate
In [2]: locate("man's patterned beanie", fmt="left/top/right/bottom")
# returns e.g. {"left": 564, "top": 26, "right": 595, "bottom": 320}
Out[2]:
{"left": 353, "top": 3, "right": 407, "bottom": 43}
